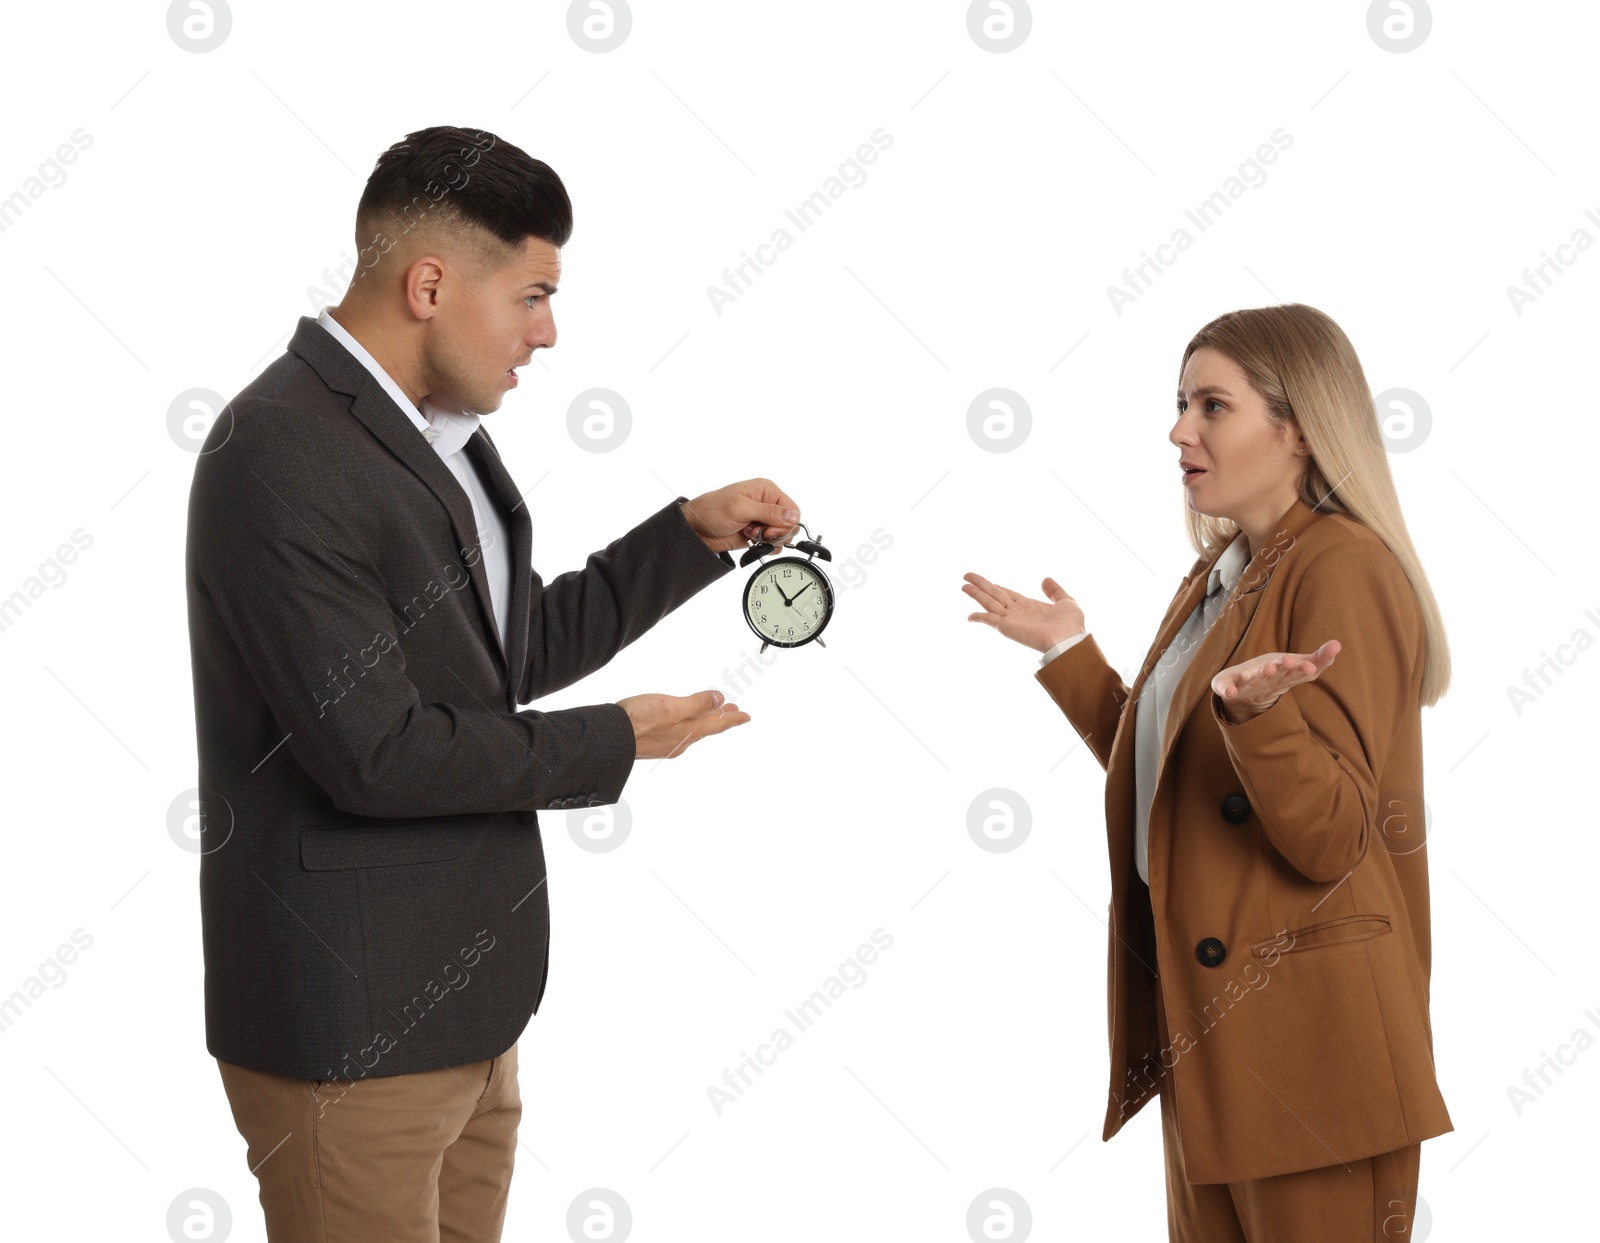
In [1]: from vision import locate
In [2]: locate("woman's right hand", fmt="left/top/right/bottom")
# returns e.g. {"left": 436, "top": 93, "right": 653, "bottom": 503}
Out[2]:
{"left": 962, "top": 573, "right": 1087, "bottom": 653}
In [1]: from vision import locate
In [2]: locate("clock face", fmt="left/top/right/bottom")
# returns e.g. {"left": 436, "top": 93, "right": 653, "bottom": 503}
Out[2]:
{"left": 743, "top": 558, "right": 833, "bottom": 647}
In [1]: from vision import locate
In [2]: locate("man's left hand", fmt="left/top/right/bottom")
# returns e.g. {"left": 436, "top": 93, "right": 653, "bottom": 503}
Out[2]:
{"left": 680, "top": 478, "right": 802, "bottom": 554}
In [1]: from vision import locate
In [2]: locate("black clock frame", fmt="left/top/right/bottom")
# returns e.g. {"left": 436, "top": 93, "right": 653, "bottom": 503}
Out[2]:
{"left": 740, "top": 554, "right": 835, "bottom": 649}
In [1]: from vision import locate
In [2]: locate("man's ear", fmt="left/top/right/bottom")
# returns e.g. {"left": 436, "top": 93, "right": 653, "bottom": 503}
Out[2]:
{"left": 405, "top": 256, "right": 446, "bottom": 318}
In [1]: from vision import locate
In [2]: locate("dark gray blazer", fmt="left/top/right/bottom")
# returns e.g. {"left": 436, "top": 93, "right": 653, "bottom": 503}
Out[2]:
{"left": 185, "top": 315, "right": 734, "bottom": 1081}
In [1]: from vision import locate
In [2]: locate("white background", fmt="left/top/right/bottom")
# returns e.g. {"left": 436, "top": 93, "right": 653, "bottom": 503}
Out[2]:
{"left": 0, "top": 0, "right": 1594, "bottom": 1238}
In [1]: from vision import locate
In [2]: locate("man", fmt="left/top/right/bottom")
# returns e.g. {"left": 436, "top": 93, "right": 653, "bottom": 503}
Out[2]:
{"left": 185, "top": 125, "right": 802, "bottom": 1240}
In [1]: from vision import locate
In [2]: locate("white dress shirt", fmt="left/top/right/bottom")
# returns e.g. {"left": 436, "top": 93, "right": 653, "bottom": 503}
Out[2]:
{"left": 314, "top": 308, "right": 513, "bottom": 647}
{"left": 1040, "top": 532, "right": 1251, "bottom": 885}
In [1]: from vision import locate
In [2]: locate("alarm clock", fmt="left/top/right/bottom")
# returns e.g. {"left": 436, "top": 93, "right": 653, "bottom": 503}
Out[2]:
{"left": 738, "top": 522, "right": 835, "bottom": 653}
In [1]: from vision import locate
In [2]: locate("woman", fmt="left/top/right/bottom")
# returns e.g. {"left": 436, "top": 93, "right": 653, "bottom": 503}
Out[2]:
{"left": 963, "top": 304, "right": 1453, "bottom": 1241}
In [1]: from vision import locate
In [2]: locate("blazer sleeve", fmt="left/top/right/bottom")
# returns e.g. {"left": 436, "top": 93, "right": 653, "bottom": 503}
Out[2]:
{"left": 516, "top": 496, "right": 735, "bottom": 705}
{"left": 192, "top": 425, "right": 638, "bottom": 821}
{"left": 1208, "top": 538, "right": 1423, "bottom": 883}
{"left": 1034, "top": 632, "right": 1129, "bottom": 772}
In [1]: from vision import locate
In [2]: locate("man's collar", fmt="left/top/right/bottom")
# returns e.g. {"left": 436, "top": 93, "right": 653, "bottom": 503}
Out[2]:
{"left": 314, "top": 307, "right": 480, "bottom": 457}
{"left": 418, "top": 396, "right": 480, "bottom": 458}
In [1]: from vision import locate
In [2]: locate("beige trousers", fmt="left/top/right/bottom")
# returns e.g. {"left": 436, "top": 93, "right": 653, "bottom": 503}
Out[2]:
{"left": 216, "top": 1041, "right": 521, "bottom": 1242}
{"left": 1139, "top": 889, "right": 1423, "bottom": 1242}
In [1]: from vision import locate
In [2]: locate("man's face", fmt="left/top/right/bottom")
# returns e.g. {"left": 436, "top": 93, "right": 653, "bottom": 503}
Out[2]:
{"left": 424, "top": 234, "right": 560, "bottom": 415}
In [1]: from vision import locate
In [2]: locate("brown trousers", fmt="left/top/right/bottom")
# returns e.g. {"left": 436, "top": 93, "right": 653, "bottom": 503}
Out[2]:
{"left": 216, "top": 1040, "right": 521, "bottom": 1242}
{"left": 1138, "top": 890, "right": 1422, "bottom": 1242}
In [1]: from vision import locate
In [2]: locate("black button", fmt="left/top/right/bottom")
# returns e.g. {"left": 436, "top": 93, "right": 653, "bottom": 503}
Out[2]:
{"left": 1220, "top": 794, "right": 1251, "bottom": 824}
{"left": 1195, "top": 937, "right": 1226, "bottom": 967}
{"left": 546, "top": 799, "right": 562, "bottom": 810}
{"left": 586, "top": 795, "right": 602, "bottom": 807}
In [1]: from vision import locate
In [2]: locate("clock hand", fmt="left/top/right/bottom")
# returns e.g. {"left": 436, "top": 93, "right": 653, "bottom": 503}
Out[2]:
{"left": 790, "top": 581, "right": 814, "bottom": 603}
{"left": 770, "top": 575, "right": 794, "bottom": 608}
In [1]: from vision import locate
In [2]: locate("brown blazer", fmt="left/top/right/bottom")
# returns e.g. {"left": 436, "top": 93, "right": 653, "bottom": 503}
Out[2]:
{"left": 1036, "top": 494, "right": 1452, "bottom": 1183}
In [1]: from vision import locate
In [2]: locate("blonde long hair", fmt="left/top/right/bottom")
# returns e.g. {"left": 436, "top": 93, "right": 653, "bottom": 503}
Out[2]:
{"left": 1178, "top": 304, "right": 1451, "bottom": 706}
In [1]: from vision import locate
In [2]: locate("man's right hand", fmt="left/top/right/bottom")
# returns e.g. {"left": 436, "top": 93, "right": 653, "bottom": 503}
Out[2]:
{"left": 617, "top": 689, "right": 751, "bottom": 760}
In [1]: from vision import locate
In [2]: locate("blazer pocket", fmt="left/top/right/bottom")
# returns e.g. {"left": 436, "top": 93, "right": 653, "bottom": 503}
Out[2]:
{"left": 299, "top": 823, "right": 479, "bottom": 872}
{"left": 1250, "top": 913, "right": 1392, "bottom": 959}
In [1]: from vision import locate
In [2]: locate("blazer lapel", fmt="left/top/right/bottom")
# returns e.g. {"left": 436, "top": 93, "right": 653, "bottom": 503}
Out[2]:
{"left": 287, "top": 316, "right": 511, "bottom": 682}
{"left": 1149, "top": 495, "right": 1327, "bottom": 792}
{"left": 463, "top": 429, "right": 533, "bottom": 711}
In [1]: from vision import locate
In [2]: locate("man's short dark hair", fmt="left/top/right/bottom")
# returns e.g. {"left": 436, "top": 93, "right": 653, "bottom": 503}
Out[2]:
{"left": 354, "top": 125, "right": 573, "bottom": 272}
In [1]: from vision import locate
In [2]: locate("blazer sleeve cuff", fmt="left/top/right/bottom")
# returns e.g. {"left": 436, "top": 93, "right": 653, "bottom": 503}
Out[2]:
{"left": 1035, "top": 630, "right": 1102, "bottom": 702}
{"left": 1039, "top": 629, "right": 1090, "bottom": 666}
{"left": 1209, "top": 685, "right": 1298, "bottom": 740}
{"left": 525, "top": 701, "right": 638, "bottom": 810}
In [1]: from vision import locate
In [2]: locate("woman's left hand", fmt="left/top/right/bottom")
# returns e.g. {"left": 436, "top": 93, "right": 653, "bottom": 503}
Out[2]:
{"left": 1213, "top": 639, "right": 1341, "bottom": 724}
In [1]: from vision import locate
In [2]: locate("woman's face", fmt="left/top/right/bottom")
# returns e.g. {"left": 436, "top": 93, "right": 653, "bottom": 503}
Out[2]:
{"left": 1170, "top": 346, "right": 1306, "bottom": 523}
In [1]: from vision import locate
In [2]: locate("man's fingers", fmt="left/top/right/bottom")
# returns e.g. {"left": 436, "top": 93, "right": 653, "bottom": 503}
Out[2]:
{"left": 697, "top": 480, "right": 798, "bottom": 544}
{"left": 680, "top": 693, "right": 748, "bottom": 729}
{"left": 658, "top": 703, "right": 750, "bottom": 757}
{"left": 647, "top": 689, "right": 740, "bottom": 725}
{"left": 704, "top": 704, "right": 751, "bottom": 733}
{"left": 756, "top": 496, "right": 799, "bottom": 537}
